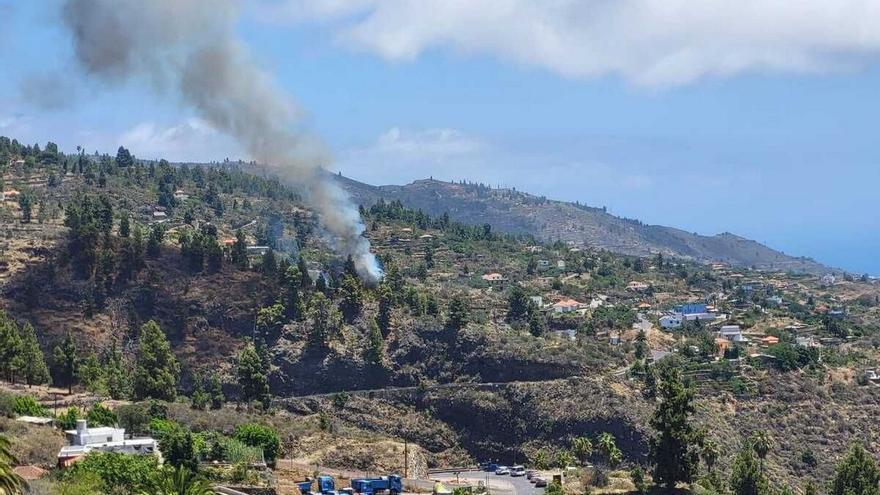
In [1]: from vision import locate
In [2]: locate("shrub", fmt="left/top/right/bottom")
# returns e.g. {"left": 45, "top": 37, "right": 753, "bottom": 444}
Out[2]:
{"left": 63, "top": 452, "right": 158, "bottom": 492}
{"left": 234, "top": 423, "right": 281, "bottom": 465}
{"left": 56, "top": 407, "right": 80, "bottom": 430}
{"left": 86, "top": 403, "right": 117, "bottom": 427}
{"left": 12, "top": 395, "right": 50, "bottom": 417}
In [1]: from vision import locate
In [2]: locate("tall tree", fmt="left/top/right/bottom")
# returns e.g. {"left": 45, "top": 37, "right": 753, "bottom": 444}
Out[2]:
{"left": 256, "top": 303, "right": 285, "bottom": 342}
{"left": 17, "top": 192, "right": 33, "bottom": 223}
{"left": 338, "top": 274, "right": 364, "bottom": 323}
{"left": 308, "top": 293, "right": 342, "bottom": 348}
{"left": 376, "top": 283, "right": 394, "bottom": 337}
{"left": 236, "top": 341, "right": 269, "bottom": 405}
{"left": 282, "top": 266, "right": 305, "bottom": 321}
{"left": 53, "top": 332, "right": 78, "bottom": 393}
{"left": 649, "top": 366, "right": 701, "bottom": 490}
{"left": 446, "top": 295, "right": 470, "bottom": 332}
{"left": 364, "top": 319, "right": 385, "bottom": 367}
{"left": 751, "top": 432, "right": 773, "bottom": 474}
{"left": 506, "top": 285, "right": 531, "bottom": 321}
{"left": 830, "top": 444, "right": 880, "bottom": 495}
{"left": 132, "top": 321, "right": 180, "bottom": 401}
{"left": 230, "top": 230, "right": 248, "bottom": 269}
{"left": 571, "top": 437, "right": 593, "bottom": 466}
{"left": 0, "top": 312, "right": 23, "bottom": 383}
{"left": 597, "top": 432, "right": 623, "bottom": 468}
{"left": 18, "top": 322, "right": 50, "bottom": 387}
{"left": 729, "top": 445, "right": 768, "bottom": 495}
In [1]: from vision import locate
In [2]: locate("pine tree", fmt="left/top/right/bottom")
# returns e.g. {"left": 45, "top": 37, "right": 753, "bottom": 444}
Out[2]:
{"left": 339, "top": 274, "right": 364, "bottom": 323}
{"left": 364, "top": 319, "right": 385, "bottom": 366}
{"left": 231, "top": 230, "right": 248, "bottom": 269}
{"left": 446, "top": 295, "right": 470, "bottom": 332}
{"left": 298, "top": 256, "right": 311, "bottom": 288}
{"left": 132, "top": 321, "right": 180, "bottom": 401}
{"left": 649, "top": 365, "right": 701, "bottom": 489}
{"left": 119, "top": 214, "right": 130, "bottom": 237}
{"left": 730, "top": 445, "right": 769, "bottom": 495}
{"left": 0, "top": 312, "right": 23, "bottom": 383}
{"left": 18, "top": 322, "right": 50, "bottom": 387}
{"left": 52, "top": 332, "right": 78, "bottom": 394}
{"left": 506, "top": 285, "right": 531, "bottom": 321}
{"left": 282, "top": 266, "right": 305, "bottom": 321}
{"left": 376, "top": 283, "right": 394, "bottom": 337}
{"left": 309, "top": 293, "right": 342, "bottom": 348}
{"left": 236, "top": 341, "right": 269, "bottom": 405}
{"left": 830, "top": 444, "right": 880, "bottom": 495}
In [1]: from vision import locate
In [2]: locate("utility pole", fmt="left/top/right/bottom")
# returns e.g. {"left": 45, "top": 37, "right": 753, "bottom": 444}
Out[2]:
{"left": 403, "top": 440, "right": 409, "bottom": 478}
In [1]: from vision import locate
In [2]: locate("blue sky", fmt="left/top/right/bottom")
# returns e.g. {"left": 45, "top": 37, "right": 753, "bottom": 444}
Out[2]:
{"left": 3, "top": 0, "right": 880, "bottom": 274}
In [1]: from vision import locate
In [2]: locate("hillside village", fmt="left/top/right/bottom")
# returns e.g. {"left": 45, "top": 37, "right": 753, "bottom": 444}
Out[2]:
{"left": 2, "top": 138, "right": 880, "bottom": 494}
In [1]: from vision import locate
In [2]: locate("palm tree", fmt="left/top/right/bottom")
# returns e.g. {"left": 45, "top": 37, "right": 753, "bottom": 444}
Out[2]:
{"left": 751, "top": 432, "right": 773, "bottom": 474}
{"left": 701, "top": 439, "right": 720, "bottom": 473}
{"left": 597, "top": 432, "right": 622, "bottom": 468}
{"left": 571, "top": 436, "right": 593, "bottom": 466}
{"left": 0, "top": 434, "right": 26, "bottom": 495}
{"left": 139, "top": 466, "right": 215, "bottom": 495}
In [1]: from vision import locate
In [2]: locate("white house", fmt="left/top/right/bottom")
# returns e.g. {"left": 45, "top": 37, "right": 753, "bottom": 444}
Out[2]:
{"left": 529, "top": 296, "right": 544, "bottom": 308}
{"left": 556, "top": 260, "right": 566, "bottom": 269}
{"left": 537, "top": 260, "right": 550, "bottom": 270}
{"left": 627, "top": 281, "right": 650, "bottom": 291}
{"left": 552, "top": 298, "right": 582, "bottom": 314}
{"left": 719, "top": 325, "right": 746, "bottom": 343}
{"left": 821, "top": 274, "right": 836, "bottom": 287}
{"left": 58, "top": 420, "right": 159, "bottom": 467}
{"left": 660, "top": 314, "right": 683, "bottom": 330}
{"left": 246, "top": 245, "right": 271, "bottom": 256}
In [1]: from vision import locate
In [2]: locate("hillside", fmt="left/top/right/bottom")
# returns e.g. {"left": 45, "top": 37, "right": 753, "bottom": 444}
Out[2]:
{"left": 338, "top": 176, "right": 832, "bottom": 275}
{"left": 3, "top": 138, "right": 880, "bottom": 493}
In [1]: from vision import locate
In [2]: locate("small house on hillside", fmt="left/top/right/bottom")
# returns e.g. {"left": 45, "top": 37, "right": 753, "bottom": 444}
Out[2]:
{"left": 481, "top": 273, "right": 505, "bottom": 283}
{"left": 58, "top": 420, "right": 158, "bottom": 468}
{"left": 246, "top": 246, "right": 271, "bottom": 257}
{"left": 627, "top": 281, "right": 650, "bottom": 291}
{"left": 719, "top": 325, "right": 746, "bottom": 343}
{"left": 552, "top": 298, "right": 583, "bottom": 314}
{"left": 660, "top": 314, "right": 682, "bottom": 329}
{"left": 674, "top": 303, "right": 708, "bottom": 315}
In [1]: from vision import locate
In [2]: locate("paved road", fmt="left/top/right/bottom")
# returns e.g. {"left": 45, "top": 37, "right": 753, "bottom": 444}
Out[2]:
{"left": 430, "top": 470, "right": 545, "bottom": 495}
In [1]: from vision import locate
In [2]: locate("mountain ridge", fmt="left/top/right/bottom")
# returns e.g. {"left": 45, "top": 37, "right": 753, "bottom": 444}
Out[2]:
{"left": 337, "top": 175, "right": 833, "bottom": 274}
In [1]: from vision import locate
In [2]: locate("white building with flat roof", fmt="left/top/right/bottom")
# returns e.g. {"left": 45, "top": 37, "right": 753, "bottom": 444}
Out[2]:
{"left": 58, "top": 420, "right": 159, "bottom": 467}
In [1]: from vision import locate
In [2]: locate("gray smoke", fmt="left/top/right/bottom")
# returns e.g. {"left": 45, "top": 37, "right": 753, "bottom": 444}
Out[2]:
{"left": 62, "top": 0, "right": 383, "bottom": 284}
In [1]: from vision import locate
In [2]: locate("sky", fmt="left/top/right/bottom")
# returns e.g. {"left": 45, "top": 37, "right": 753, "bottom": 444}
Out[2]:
{"left": 2, "top": 0, "right": 880, "bottom": 274}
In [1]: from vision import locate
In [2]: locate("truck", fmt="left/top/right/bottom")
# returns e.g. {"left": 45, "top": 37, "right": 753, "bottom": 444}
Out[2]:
{"left": 350, "top": 475, "right": 403, "bottom": 495}
{"left": 297, "top": 475, "right": 348, "bottom": 495}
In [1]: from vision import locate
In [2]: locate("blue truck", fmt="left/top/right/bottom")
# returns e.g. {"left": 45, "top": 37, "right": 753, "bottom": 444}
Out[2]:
{"left": 350, "top": 475, "right": 403, "bottom": 495}
{"left": 297, "top": 475, "right": 349, "bottom": 495}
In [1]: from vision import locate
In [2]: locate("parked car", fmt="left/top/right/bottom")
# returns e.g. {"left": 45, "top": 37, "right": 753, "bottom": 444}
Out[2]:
{"left": 525, "top": 470, "right": 537, "bottom": 480}
{"left": 533, "top": 477, "right": 548, "bottom": 487}
{"left": 495, "top": 466, "right": 510, "bottom": 475}
{"left": 510, "top": 466, "right": 526, "bottom": 477}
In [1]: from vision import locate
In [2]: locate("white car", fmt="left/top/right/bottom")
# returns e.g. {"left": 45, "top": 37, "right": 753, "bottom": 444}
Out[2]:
{"left": 495, "top": 466, "right": 510, "bottom": 475}
{"left": 510, "top": 466, "right": 526, "bottom": 477}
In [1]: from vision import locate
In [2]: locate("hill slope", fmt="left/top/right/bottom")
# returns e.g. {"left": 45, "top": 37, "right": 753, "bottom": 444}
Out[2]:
{"left": 339, "top": 176, "right": 831, "bottom": 274}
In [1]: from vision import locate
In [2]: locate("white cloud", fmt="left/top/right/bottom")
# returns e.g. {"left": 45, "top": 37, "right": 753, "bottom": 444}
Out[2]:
{"left": 258, "top": 0, "right": 880, "bottom": 86}
{"left": 337, "top": 127, "right": 488, "bottom": 184}
{"left": 117, "top": 118, "right": 244, "bottom": 162}
{"left": 0, "top": 114, "right": 30, "bottom": 136}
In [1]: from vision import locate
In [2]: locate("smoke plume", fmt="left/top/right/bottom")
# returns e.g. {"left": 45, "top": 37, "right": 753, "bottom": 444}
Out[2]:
{"left": 61, "top": 0, "right": 383, "bottom": 284}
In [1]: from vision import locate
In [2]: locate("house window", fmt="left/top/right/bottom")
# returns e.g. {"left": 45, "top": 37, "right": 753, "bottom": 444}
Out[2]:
{"left": 107, "top": 436, "right": 113, "bottom": 442}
